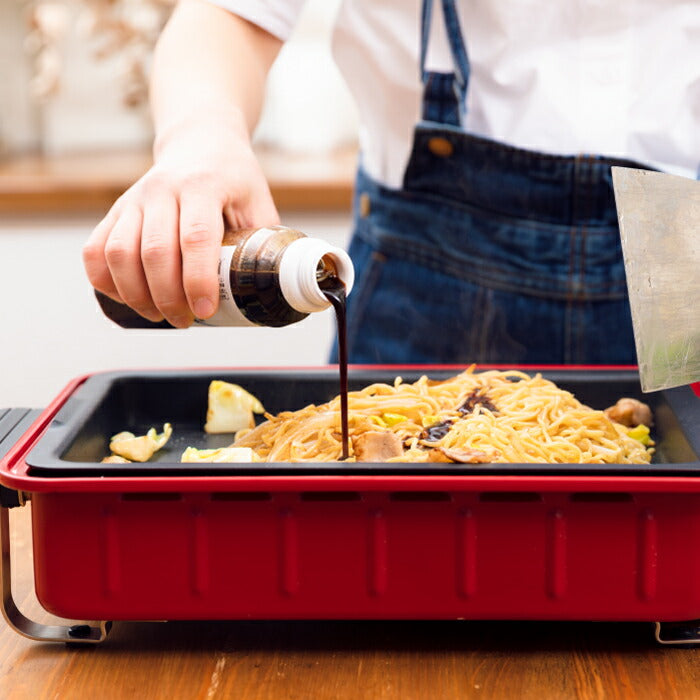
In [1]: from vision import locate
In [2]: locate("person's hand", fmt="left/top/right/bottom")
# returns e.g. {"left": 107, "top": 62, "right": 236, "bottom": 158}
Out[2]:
{"left": 83, "top": 112, "right": 279, "bottom": 327}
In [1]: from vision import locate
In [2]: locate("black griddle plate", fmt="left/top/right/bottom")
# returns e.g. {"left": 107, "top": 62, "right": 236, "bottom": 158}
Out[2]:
{"left": 22, "top": 368, "right": 700, "bottom": 478}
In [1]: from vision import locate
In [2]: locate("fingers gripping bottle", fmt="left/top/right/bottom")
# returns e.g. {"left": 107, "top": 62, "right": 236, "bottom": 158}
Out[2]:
{"left": 95, "top": 226, "right": 355, "bottom": 328}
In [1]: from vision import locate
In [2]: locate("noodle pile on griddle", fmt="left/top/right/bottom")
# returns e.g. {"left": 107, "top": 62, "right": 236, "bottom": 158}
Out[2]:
{"left": 232, "top": 368, "right": 652, "bottom": 464}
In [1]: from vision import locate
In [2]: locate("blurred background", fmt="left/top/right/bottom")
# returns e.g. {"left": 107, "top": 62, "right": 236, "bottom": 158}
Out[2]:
{"left": 0, "top": 0, "right": 359, "bottom": 407}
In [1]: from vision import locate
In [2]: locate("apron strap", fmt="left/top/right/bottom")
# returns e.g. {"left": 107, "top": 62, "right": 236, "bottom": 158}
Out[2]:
{"left": 419, "top": 0, "right": 471, "bottom": 127}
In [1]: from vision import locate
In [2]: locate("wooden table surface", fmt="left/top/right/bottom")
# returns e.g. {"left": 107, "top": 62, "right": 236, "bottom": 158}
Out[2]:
{"left": 3, "top": 505, "right": 700, "bottom": 699}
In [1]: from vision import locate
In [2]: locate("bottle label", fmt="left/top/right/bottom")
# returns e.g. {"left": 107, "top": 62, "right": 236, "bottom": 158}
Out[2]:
{"left": 194, "top": 245, "right": 255, "bottom": 327}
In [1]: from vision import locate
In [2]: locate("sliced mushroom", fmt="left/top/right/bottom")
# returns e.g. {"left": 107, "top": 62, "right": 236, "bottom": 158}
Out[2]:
{"left": 604, "top": 398, "right": 653, "bottom": 428}
{"left": 428, "top": 446, "right": 495, "bottom": 463}
{"left": 352, "top": 430, "right": 404, "bottom": 462}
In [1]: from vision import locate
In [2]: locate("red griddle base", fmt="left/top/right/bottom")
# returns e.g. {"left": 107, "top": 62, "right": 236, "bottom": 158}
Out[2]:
{"left": 1, "top": 367, "right": 699, "bottom": 646}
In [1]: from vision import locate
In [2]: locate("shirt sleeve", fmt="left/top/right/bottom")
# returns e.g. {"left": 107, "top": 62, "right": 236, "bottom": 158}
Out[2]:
{"left": 203, "top": 0, "right": 308, "bottom": 41}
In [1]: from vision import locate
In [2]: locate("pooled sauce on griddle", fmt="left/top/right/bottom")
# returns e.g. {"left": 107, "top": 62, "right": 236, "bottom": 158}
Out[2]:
{"left": 458, "top": 390, "right": 498, "bottom": 415}
{"left": 319, "top": 273, "right": 349, "bottom": 460}
{"left": 420, "top": 419, "right": 453, "bottom": 443}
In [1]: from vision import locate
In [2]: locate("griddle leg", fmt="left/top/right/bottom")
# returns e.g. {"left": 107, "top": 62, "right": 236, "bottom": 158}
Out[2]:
{"left": 1, "top": 502, "right": 111, "bottom": 645}
{"left": 654, "top": 621, "right": 700, "bottom": 646}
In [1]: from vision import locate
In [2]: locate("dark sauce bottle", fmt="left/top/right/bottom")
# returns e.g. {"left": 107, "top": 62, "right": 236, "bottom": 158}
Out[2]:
{"left": 95, "top": 226, "right": 354, "bottom": 329}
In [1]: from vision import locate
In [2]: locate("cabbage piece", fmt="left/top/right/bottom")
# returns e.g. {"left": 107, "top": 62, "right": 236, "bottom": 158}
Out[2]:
{"left": 628, "top": 424, "right": 652, "bottom": 446}
{"left": 180, "top": 446, "right": 259, "bottom": 463}
{"left": 204, "top": 380, "right": 265, "bottom": 434}
{"left": 109, "top": 423, "right": 172, "bottom": 462}
{"left": 381, "top": 413, "right": 407, "bottom": 427}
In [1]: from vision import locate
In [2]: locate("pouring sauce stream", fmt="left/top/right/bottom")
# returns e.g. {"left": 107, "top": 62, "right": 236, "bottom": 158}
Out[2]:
{"left": 319, "top": 275, "right": 349, "bottom": 460}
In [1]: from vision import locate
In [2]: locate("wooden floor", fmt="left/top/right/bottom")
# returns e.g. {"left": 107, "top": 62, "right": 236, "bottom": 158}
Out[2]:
{"left": 3, "top": 504, "right": 700, "bottom": 700}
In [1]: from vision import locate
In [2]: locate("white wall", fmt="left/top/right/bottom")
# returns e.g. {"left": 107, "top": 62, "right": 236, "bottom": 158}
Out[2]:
{"left": 0, "top": 211, "right": 352, "bottom": 408}
{"left": 0, "top": 0, "right": 357, "bottom": 409}
{"left": 0, "top": 1, "right": 40, "bottom": 153}
{"left": 1, "top": 0, "right": 356, "bottom": 157}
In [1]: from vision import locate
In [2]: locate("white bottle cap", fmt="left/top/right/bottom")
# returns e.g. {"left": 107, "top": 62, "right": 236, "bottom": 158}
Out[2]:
{"left": 278, "top": 237, "right": 355, "bottom": 314}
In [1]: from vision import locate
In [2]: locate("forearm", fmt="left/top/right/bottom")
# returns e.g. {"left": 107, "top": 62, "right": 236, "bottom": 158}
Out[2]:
{"left": 84, "top": 0, "right": 282, "bottom": 327}
{"left": 150, "top": 0, "right": 282, "bottom": 156}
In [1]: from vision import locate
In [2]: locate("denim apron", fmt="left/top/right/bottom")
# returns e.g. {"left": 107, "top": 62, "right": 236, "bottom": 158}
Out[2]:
{"left": 338, "top": 0, "right": 652, "bottom": 366}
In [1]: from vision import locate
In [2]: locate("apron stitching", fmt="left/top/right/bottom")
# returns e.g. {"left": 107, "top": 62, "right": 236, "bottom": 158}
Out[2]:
{"left": 439, "top": 0, "right": 470, "bottom": 97}
{"left": 476, "top": 286, "right": 489, "bottom": 361}
{"left": 344, "top": 0, "right": 637, "bottom": 364}
{"left": 564, "top": 157, "right": 582, "bottom": 362}
{"left": 398, "top": 175, "right": 621, "bottom": 232}
{"left": 356, "top": 221, "right": 628, "bottom": 300}
{"left": 419, "top": 0, "right": 469, "bottom": 127}
{"left": 356, "top": 220, "right": 628, "bottom": 293}
{"left": 576, "top": 224, "right": 588, "bottom": 362}
{"left": 345, "top": 250, "right": 386, "bottom": 359}
{"left": 575, "top": 157, "right": 592, "bottom": 362}
{"left": 413, "top": 124, "right": 658, "bottom": 169}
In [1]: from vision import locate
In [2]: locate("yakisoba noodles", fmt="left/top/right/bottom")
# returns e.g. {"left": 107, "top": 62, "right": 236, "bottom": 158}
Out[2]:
{"left": 233, "top": 368, "right": 653, "bottom": 464}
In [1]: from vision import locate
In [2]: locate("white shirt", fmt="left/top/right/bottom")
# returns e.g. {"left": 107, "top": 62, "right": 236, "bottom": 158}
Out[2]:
{"left": 209, "top": 0, "right": 700, "bottom": 188}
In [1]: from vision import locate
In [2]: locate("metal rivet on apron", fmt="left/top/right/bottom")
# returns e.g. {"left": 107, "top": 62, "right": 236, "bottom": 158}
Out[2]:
{"left": 359, "top": 192, "right": 371, "bottom": 218}
{"left": 427, "top": 137, "right": 454, "bottom": 157}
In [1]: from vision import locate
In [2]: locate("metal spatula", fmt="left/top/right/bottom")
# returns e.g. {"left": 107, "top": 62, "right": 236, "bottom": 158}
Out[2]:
{"left": 612, "top": 167, "right": 700, "bottom": 392}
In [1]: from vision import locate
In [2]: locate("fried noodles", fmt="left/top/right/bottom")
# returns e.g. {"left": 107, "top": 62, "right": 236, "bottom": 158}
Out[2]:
{"left": 232, "top": 368, "right": 652, "bottom": 464}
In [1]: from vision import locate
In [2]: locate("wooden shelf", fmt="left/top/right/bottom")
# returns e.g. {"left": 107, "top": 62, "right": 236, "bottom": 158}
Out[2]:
{"left": 0, "top": 145, "right": 357, "bottom": 215}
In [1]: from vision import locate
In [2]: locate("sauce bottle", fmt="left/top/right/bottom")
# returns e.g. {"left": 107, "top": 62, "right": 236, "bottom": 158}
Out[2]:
{"left": 95, "top": 226, "right": 355, "bottom": 328}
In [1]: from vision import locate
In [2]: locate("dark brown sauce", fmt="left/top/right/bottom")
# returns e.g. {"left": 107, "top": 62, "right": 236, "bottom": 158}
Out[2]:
{"left": 420, "top": 419, "right": 453, "bottom": 443}
{"left": 458, "top": 390, "right": 498, "bottom": 415}
{"left": 320, "top": 275, "right": 349, "bottom": 460}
